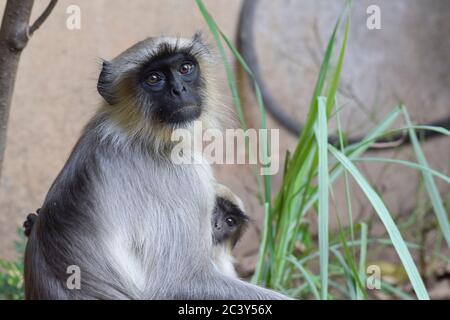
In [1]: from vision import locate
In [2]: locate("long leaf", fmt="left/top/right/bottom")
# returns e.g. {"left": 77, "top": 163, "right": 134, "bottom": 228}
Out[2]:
{"left": 353, "top": 157, "right": 450, "bottom": 184}
{"left": 357, "top": 223, "right": 368, "bottom": 300}
{"left": 402, "top": 106, "right": 450, "bottom": 249}
{"left": 329, "top": 145, "right": 429, "bottom": 300}
{"left": 316, "top": 96, "right": 329, "bottom": 299}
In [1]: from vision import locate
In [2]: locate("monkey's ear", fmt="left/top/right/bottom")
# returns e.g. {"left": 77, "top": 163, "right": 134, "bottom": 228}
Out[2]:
{"left": 97, "top": 60, "right": 116, "bottom": 105}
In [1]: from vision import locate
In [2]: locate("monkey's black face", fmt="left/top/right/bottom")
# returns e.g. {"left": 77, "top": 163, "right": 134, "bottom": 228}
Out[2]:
{"left": 212, "top": 197, "right": 249, "bottom": 247}
{"left": 213, "top": 213, "right": 240, "bottom": 244}
{"left": 139, "top": 52, "right": 203, "bottom": 124}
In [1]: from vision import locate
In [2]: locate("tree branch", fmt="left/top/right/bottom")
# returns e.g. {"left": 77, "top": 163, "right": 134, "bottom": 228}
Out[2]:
{"left": 29, "top": 0, "right": 58, "bottom": 36}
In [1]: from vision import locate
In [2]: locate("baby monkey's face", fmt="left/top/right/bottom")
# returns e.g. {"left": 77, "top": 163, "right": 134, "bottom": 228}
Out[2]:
{"left": 139, "top": 52, "right": 203, "bottom": 124}
{"left": 212, "top": 197, "right": 249, "bottom": 247}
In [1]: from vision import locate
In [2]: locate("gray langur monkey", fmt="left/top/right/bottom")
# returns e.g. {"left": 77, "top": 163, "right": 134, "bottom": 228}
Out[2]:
{"left": 24, "top": 34, "right": 289, "bottom": 300}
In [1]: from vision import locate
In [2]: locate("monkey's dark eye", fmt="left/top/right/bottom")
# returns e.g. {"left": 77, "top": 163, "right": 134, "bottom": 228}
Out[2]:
{"left": 179, "top": 62, "right": 194, "bottom": 75}
{"left": 225, "top": 217, "right": 236, "bottom": 227}
{"left": 146, "top": 72, "right": 163, "bottom": 85}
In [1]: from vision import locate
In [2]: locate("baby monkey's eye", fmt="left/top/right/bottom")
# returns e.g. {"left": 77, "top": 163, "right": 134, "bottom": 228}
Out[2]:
{"left": 225, "top": 217, "right": 236, "bottom": 227}
{"left": 179, "top": 62, "right": 194, "bottom": 75}
{"left": 147, "top": 72, "right": 163, "bottom": 85}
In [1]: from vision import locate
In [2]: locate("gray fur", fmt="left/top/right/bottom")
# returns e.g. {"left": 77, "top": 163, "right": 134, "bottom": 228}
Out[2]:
{"left": 24, "top": 36, "right": 288, "bottom": 300}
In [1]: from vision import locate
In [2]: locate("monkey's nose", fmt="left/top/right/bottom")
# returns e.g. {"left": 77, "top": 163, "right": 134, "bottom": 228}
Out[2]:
{"left": 171, "top": 85, "right": 186, "bottom": 96}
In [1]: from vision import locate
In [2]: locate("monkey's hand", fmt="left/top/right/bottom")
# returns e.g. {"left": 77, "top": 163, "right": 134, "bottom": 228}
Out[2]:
{"left": 23, "top": 208, "right": 40, "bottom": 237}
{"left": 214, "top": 183, "right": 245, "bottom": 213}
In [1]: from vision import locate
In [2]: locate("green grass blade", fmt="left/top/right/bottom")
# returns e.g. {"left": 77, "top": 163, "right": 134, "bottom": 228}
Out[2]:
{"left": 353, "top": 157, "right": 450, "bottom": 184}
{"left": 299, "top": 237, "right": 449, "bottom": 265}
{"left": 272, "top": 9, "right": 351, "bottom": 288}
{"left": 329, "top": 145, "right": 429, "bottom": 300}
{"left": 402, "top": 106, "right": 450, "bottom": 249}
{"left": 254, "top": 84, "right": 272, "bottom": 207}
{"left": 337, "top": 107, "right": 355, "bottom": 258}
{"left": 195, "top": 0, "right": 246, "bottom": 129}
{"left": 380, "top": 281, "right": 415, "bottom": 300}
{"left": 253, "top": 202, "right": 272, "bottom": 285}
{"left": 401, "top": 125, "right": 450, "bottom": 137}
{"left": 330, "top": 248, "right": 357, "bottom": 299}
{"left": 287, "top": 257, "right": 320, "bottom": 300}
{"left": 195, "top": 0, "right": 271, "bottom": 208}
{"left": 331, "top": 191, "right": 367, "bottom": 299}
{"left": 218, "top": 27, "right": 272, "bottom": 207}
{"left": 284, "top": 12, "right": 343, "bottom": 187}
{"left": 326, "top": 18, "right": 350, "bottom": 115}
{"left": 329, "top": 279, "right": 352, "bottom": 299}
{"left": 294, "top": 109, "right": 403, "bottom": 223}
{"left": 316, "top": 96, "right": 329, "bottom": 299}
{"left": 358, "top": 223, "right": 368, "bottom": 299}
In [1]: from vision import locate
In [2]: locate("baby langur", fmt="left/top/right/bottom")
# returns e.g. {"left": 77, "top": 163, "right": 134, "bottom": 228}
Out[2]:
{"left": 24, "top": 34, "right": 288, "bottom": 300}
{"left": 212, "top": 195, "right": 249, "bottom": 278}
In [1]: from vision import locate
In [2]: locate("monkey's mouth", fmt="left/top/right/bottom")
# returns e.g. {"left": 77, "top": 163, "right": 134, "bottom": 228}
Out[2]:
{"left": 166, "top": 105, "right": 202, "bottom": 124}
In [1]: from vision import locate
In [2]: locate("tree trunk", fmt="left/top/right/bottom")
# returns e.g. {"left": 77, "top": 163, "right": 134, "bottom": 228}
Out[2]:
{"left": 0, "top": 0, "right": 34, "bottom": 178}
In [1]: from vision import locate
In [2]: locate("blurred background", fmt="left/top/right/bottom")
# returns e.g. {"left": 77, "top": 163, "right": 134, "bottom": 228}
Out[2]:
{"left": 0, "top": 0, "right": 449, "bottom": 299}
